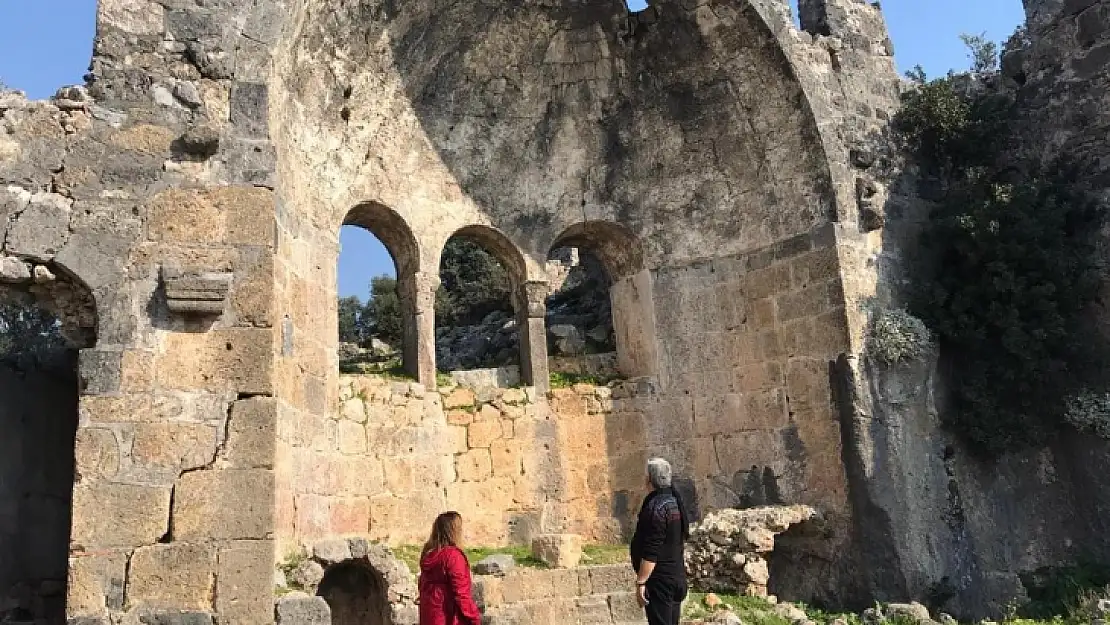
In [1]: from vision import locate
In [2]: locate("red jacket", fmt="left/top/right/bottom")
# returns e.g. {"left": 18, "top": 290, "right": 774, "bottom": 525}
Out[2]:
{"left": 418, "top": 546, "right": 482, "bottom": 625}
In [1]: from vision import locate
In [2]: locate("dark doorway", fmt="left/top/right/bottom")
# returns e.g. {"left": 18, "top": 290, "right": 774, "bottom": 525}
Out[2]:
{"left": 318, "top": 561, "right": 390, "bottom": 625}
{"left": 0, "top": 300, "right": 81, "bottom": 624}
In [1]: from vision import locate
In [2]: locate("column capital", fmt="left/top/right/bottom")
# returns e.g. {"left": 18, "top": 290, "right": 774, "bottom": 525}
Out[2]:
{"left": 516, "top": 280, "right": 549, "bottom": 319}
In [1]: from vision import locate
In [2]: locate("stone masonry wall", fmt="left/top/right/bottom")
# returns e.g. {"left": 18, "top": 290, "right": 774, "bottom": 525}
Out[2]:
{"left": 0, "top": 1, "right": 286, "bottom": 623}
{"left": 474, "top": 564, "right": 644, "bottom": 625}
{"left": 279, "top": 375, "right": 649, "bottom": 555}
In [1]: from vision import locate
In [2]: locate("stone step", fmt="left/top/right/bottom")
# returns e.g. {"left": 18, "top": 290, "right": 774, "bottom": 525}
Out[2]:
{"left": 482, "top": 591, "right": 648, "bottom": 625}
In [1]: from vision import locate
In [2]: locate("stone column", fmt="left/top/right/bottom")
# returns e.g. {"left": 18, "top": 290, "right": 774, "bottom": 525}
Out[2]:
{"left": 405, "top": 271, "right": 440, "bottom": 388}
{"left": 516, "top": 280, "right": 550, "bottom": 393}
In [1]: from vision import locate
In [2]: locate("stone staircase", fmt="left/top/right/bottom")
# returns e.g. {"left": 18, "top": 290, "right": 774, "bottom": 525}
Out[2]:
{"left": 474, "top": 564, "right": 648, "bottom": 625}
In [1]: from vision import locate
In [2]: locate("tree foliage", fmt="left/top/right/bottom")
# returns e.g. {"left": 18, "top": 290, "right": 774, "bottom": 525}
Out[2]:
{"left": 436, "top": 237, "right": 512, "bottom": 326}
{"left": 0, "top": 302, "right": 69, "bottom": 370}
{"left": 365, "top": 276, "right": 403, "bottom": 344}
{"left": 338, "top": 237, "right": 513, "bottom": 347}
{"left": 896, "top": 47, "right": 1107, "bottom": 455}
{"left": 960, "top": 32, "right": 999, "bottom": 74}
{"left": 338, "top": 277, "right": 405, "bottom": 346}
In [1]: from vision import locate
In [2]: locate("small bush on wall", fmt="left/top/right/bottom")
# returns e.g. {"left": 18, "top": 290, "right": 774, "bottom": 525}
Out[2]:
{"left": 1064, "top": 392, "right": 1110, "bottom": 440}
{"left": 897, "top": 66, "right": 1107, "bottom": 455}
{"left": 867, "top": 308, "right": 933, "bottom": 365}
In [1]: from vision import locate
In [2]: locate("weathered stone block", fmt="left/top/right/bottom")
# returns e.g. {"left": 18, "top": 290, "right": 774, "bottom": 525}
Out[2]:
{"left": 126, "top": 544, "right": 216, "bottom": 611}
{"left": 74, "top": 427, "right": 121, "bottom": 481}
{"left": 229, "top": 83, "right": 270, "bottom": 139}
{"left": 576, "top": 595, "right": 612, "bottom": 624}
{"left": 607, "top": 591, "right": 643, "bottom": 623}
{"left": 531, "top": 534, "right": 583, "bottom": 569}
{"left": 162, "top": 267, "right": 232, "bottom": 316}
{"left": 131, "top": 422, "right": 219, "bottom": 472}
{"left": 443, "top": 388, "right": 475, "bottom": 410}
{"left": 275, "top": 592, "right": 330, "bottom": 625}
{"left": 216, "top": 541, "right": 274, "bottom": 625}
{"left": 588, "top": 565, "right": 632, "bottom": 595}
{"left": 226, "top": 397, "right": 277, "bottom": 468}
{"left": 456, "top": 449, "right": 493, "bottom": 482}
{"left": 337, "top": 420, "right": 367, "bottom": 454}
{"left": 67, "top": 551, "right": 127, "bottom": 617}
{"left": 157, "top": 329, "right": 272, "bottom": 395}
{"left": 173, "top": 469, "right": 274, "bottom": 541}
{"left": 313, "top": 538, "right": 352, "bottom": 564}
{"left": 468, "top": 419, "right": 501, "bottom": 448}
{"left": 71, "top": 483, "right": 171, "bottom": 549}
{"left": 5, "top": 192, "right": 71, "bottom": 261}
{"left": 475, "top": 554, "right": 516, "bottom": 577}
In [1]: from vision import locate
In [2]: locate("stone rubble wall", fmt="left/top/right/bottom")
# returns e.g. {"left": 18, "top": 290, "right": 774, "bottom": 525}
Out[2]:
{"left": 685, "top": 505, "right": 820, "bottom": 598}
{"left": 277, "top": 375, "right": 655, "bottom": 553}
{"left": 475, "top": 564, "right": 646, "bottom": 625}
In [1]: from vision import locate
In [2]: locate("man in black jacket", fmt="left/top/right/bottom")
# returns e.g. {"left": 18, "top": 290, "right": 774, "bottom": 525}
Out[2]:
{"left": 630, "top": 457, "right": 690, "bottom": 625}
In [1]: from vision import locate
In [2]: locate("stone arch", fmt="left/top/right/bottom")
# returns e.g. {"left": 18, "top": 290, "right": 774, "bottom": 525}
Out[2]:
{"left": 318, "top": 560, "right": 390, "bottom": 625}
{"left": 436, "top": 224, "right": 551, "bottom": 388}
{"left": 547, "top": 221, "right": 645, "bottom": 282}
{"left": 341, "top": 203, "right": 426, "bottom": 381}
{"left": 440, "top": 225, "right": 529, "bottom": 289}
{"left": 342, "top": 203, "right": 420, "bottom": 280}
{"left": 0, "top": 259, "right": 97, "bottom": 624}
{"left": 276, "top": 538, "right": 418, "bottom": 625}
{"left": 547, "top": 222, "right": 657, "bottom": 379}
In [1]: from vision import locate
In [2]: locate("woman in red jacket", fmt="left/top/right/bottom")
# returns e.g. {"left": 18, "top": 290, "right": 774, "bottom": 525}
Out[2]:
{"left": 419, "top": 511, "right": 482, "bottom": 625}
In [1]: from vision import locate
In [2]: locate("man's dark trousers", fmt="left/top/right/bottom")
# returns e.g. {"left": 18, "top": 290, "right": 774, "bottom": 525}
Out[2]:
{"left": 644, "top": 577, "right": 687, "bottom": 625}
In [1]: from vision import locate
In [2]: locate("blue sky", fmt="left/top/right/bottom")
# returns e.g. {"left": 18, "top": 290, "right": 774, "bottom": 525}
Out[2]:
{"left": 0, "top": 0, "right": 1025, "bottom": 300}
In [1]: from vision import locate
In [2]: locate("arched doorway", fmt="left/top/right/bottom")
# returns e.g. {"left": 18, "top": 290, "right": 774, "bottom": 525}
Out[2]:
{"left": 317, "top": 560, "right": 390, "bottom": 625}
{"left": 0, "top": 265, "right": 97, "bottom": 624}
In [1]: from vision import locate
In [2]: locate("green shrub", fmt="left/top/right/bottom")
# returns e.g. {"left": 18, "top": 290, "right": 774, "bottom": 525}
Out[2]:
{"left": 868, "top": 309, "right": 933, "bottom": 365}
{"left": 1064, "top": 391, "right": 1110, "bottom": 439}
{"left": 897, "top": 62, "right": 1106, "bottom": 455}
{"left": 1019, "top": 562, "right": 1110, "bottom": 621}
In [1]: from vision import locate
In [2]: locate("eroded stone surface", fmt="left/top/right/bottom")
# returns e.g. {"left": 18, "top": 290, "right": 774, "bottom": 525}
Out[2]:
{"left": 0, "top": 0, "right": 1106, "bottom": 624}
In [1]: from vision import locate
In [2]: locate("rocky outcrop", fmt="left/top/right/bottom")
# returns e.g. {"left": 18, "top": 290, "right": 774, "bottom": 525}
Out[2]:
{"left": 686, "top": 506, "right": 820, "bottom": 597}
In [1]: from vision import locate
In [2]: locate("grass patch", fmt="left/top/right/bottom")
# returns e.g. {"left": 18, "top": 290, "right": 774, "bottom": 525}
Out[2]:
{"left": 1019, "top": 562, "right": 1110, "bottom": 621}
{"left": 581, "top": 544, "right": 628, "bottom": 566}
{"left": 682, "top": 593, "right": 791, "bottom": 625}
{"left": 339, "top": 359, "right": 415, "bottom": 380}
{"left": 393, "top": 544, "right": 547, "bottom": 575}
{"left": 549, "top": 371, "right": 616, "bottom": 389}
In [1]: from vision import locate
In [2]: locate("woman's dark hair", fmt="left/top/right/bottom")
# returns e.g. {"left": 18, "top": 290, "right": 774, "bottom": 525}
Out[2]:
{"left": 422, "top": 511, "right": 464, "bottom": 557}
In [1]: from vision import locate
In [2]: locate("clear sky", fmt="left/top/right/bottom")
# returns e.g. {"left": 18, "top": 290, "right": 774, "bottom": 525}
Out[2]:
{"left": 0, "top": 0, "right": 1025, "bottom": 300}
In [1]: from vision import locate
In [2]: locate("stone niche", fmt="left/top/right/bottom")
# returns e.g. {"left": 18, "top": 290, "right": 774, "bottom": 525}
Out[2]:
{"left": 276, "top": 537, "right": 418, "bottom": 625}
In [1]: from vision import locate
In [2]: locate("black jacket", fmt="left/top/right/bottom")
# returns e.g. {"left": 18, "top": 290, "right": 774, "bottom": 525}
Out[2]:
{"left": 630, "top": 488, "right": 688, "bottom": 584}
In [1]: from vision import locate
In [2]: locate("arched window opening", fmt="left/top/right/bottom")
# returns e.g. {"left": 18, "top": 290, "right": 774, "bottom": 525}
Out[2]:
{"left": 339, "top": 204, "right": 419, "bottom": 379}
{"left": 317, "top": 560, "right": 390, "bottom": 625}
{"left": 435, "top": 228, "right": 526, "bottom": 386}
{"left": 0, "top": 273, "right": 96, "bottom": 624}
{"left": 544, "top": 247, "right": 618, "bottom": 379}
{"left": 547, "top": 222, "right": 657, "bottom": 380}
{"left": 337, "top": 226, "right": 402, "bottom": 375}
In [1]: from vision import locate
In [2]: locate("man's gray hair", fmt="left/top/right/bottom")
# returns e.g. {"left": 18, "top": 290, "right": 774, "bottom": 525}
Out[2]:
{"left": 647, "top": 457, "right": 672, "bottom": 489}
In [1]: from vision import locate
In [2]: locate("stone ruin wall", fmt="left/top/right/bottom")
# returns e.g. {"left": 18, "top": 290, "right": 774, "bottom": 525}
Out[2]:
{"left": 827, "top": 0, "right": 1110, "bottom": 619}
{"left": 0, "top": 0, "right": 903, "bottom": 621}
{"left": 283, "top": 376, "right": 644, "bottom": 554}
{"left": 0, "top": 0, "right": 1107, "bottom": 623}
